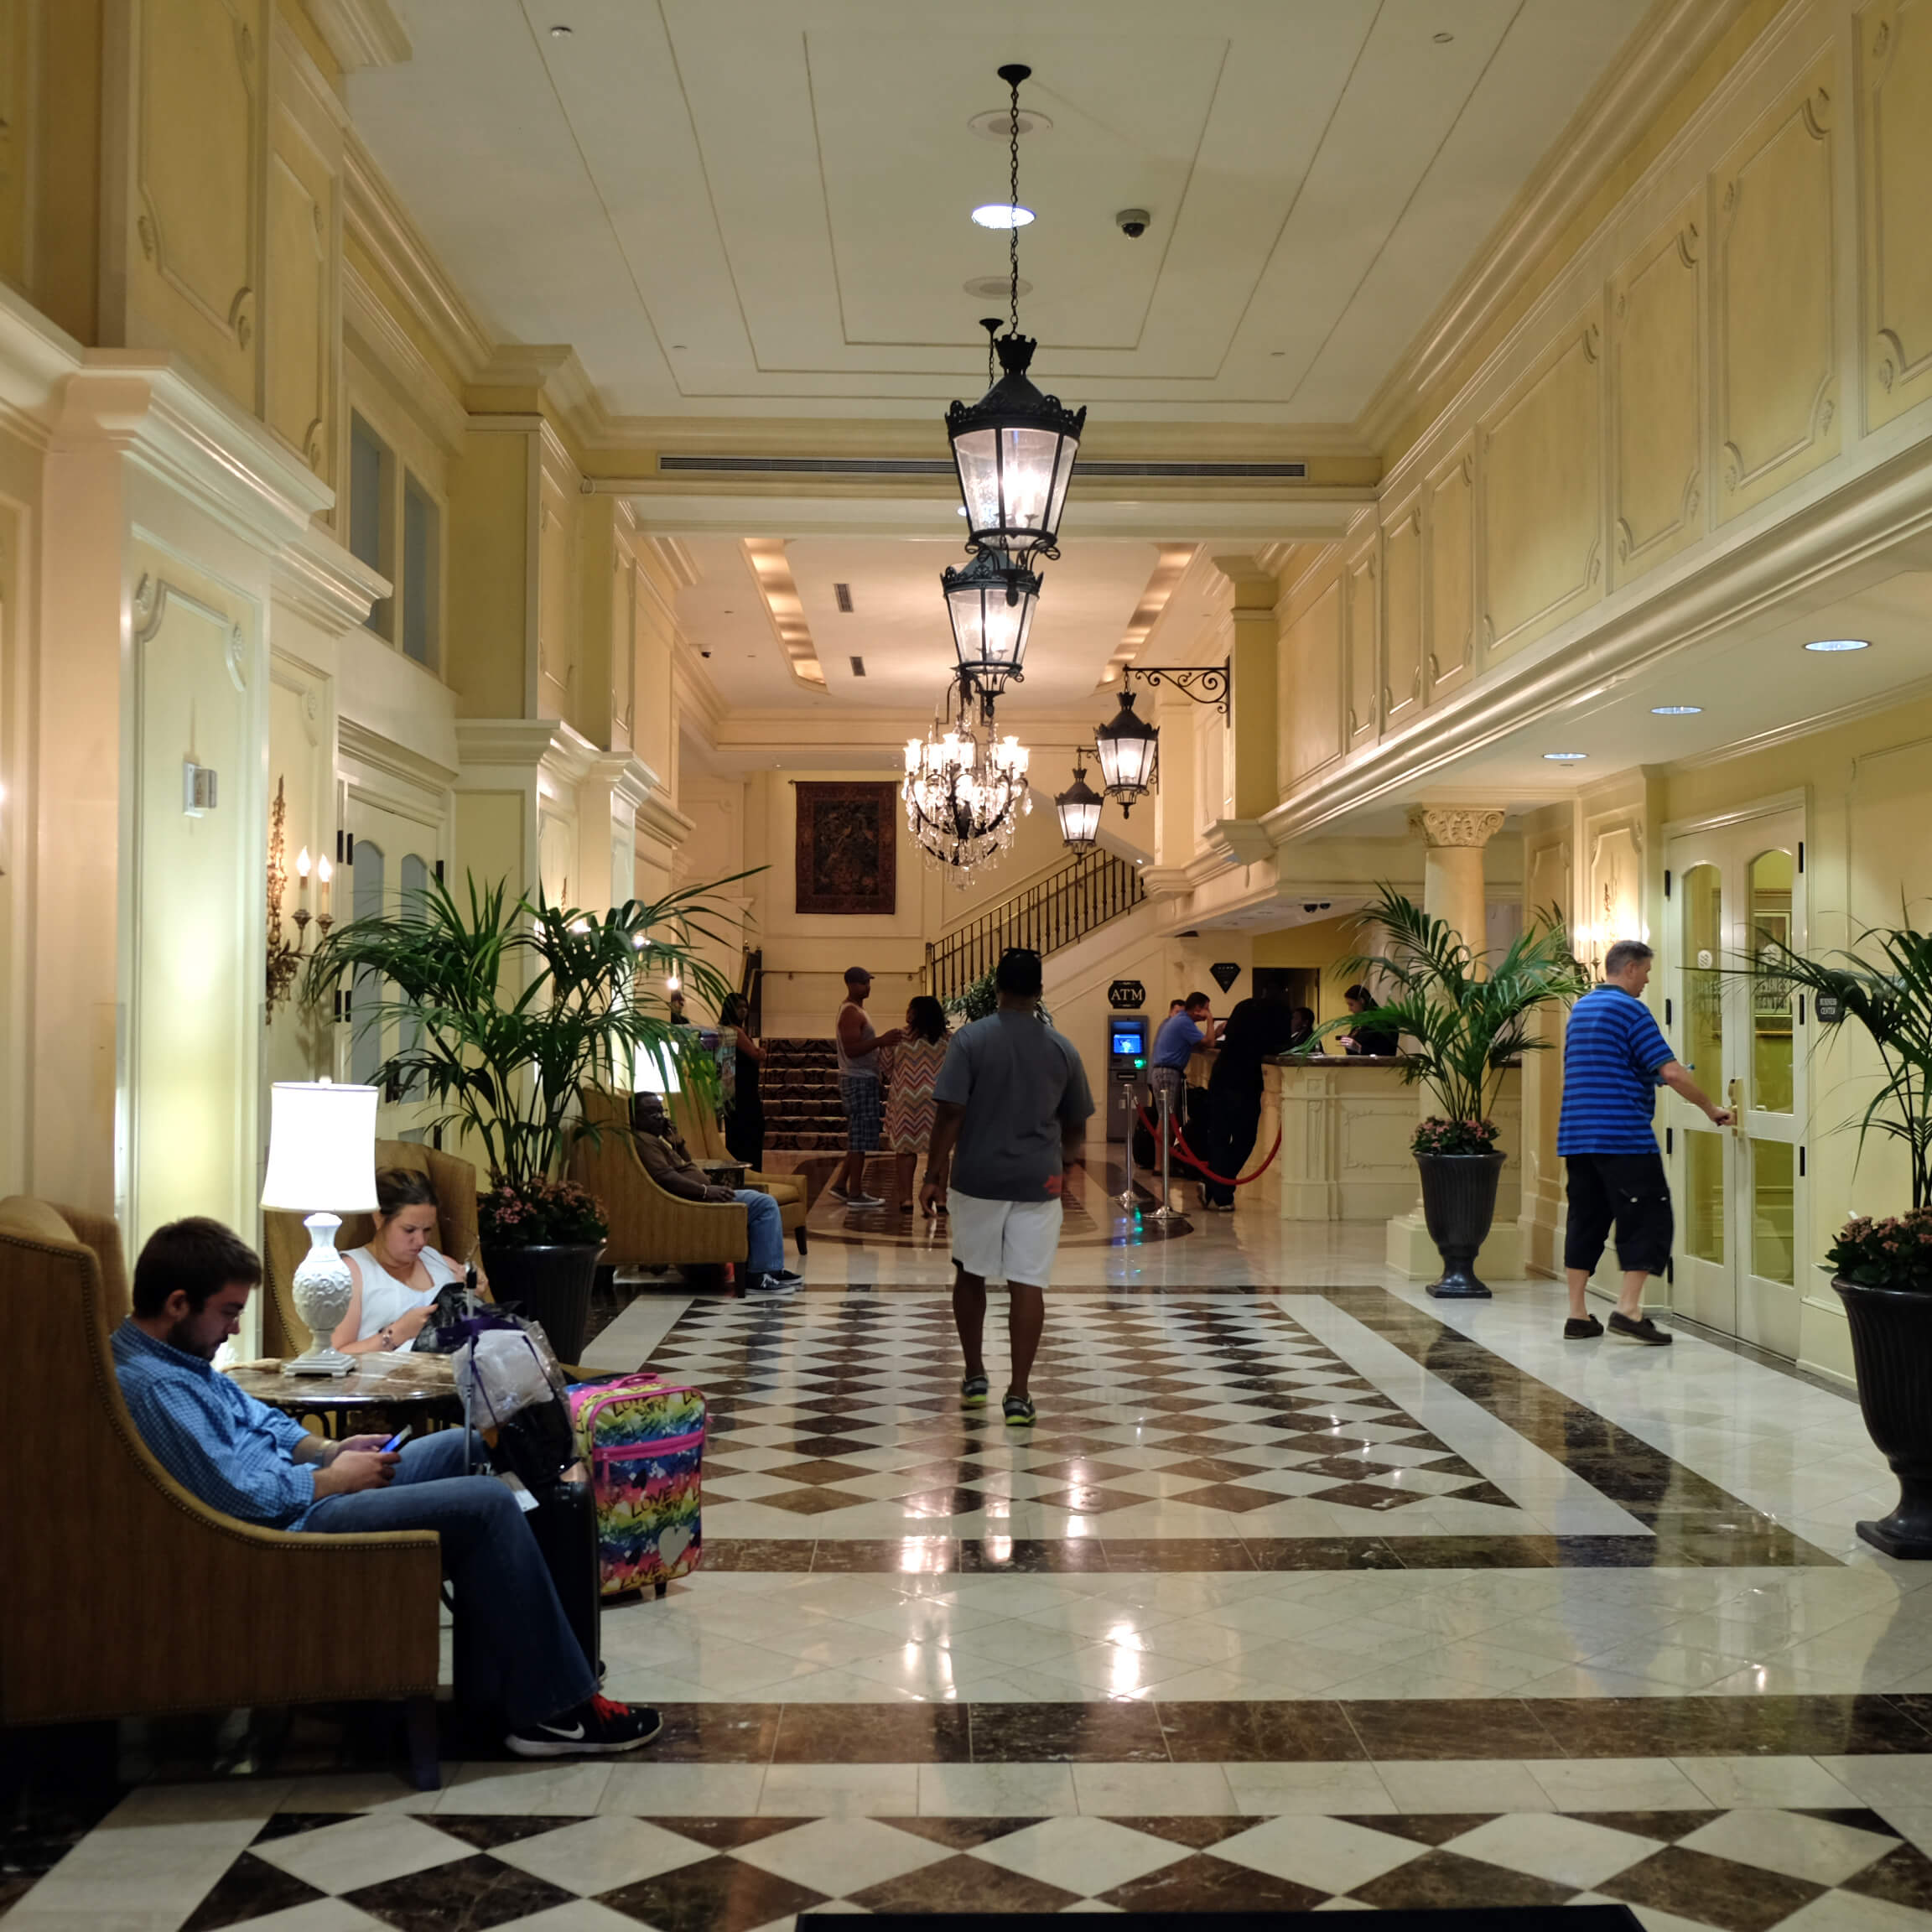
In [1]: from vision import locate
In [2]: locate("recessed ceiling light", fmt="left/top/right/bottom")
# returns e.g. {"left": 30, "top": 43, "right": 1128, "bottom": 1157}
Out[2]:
{"left": 549, "top": 23, "right": 573, "bottom": 36}
{"left": 1805, "top": 637, "right": 1870, "bottom": 652}
{"left": 1543, "top": 751, "right": 1588, "bottom": 761}
{"left": 964, "top": 274, "right": 1031, "bottom": 300}
{"left": 968, "top": 107, "right": 1052, "bottom": 140}
{"left": 1651, "top": 704, "right": 1703, "bottom": 715}
{"left": 972, "top": 203, "right": 1035, "bottom": 230}
{"left": 1433, "top": 31, "right": 1455, "bottom": 43}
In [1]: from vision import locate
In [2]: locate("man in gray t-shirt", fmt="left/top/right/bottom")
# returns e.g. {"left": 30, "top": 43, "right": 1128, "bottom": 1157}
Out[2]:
{"left": 921, "top": 948, "right": 1093, "bottom": 1427}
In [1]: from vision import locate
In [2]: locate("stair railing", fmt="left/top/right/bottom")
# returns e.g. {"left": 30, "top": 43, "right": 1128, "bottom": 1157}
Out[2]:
{"left": 922, "top": 849, "right": 1145, "bottom": 1006}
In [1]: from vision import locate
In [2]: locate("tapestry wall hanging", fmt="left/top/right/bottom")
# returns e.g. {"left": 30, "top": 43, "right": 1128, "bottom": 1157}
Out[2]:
{"left": 794, "top": 782, "right": 897, "bottom": 917}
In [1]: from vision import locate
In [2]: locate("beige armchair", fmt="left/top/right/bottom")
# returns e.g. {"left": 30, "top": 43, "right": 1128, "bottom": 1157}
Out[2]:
{"left": 262, "top": 1139, "right": 480, "bottom": 1359}
{"left": 571, "top": 1087, "right": 747, "bottom": 1271}
{"left": 0, "top": 1196, "right": 445, "bottom": 1786}
{"left": 667, "top": 1090, "right": 808, "bottom": 1256}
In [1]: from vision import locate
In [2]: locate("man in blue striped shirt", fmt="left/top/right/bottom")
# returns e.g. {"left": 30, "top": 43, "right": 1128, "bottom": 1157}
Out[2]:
{"left": 1559, "top": 939, "right": 1732, "bottom": 1345}
{"left": 114, "top": 1218, "right": 662, "bottom": 1758}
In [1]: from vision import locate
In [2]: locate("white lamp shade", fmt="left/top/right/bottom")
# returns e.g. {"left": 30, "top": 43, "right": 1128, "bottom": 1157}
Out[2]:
{"left": 260, "top": 1081, "right": 379, "bottom": 1211}
{"left": 633, "top": 1043, "right": 681, "bottom": 1094}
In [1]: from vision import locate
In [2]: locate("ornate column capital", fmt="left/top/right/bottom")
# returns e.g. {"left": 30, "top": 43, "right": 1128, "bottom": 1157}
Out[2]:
{"left": 1408, "top": 805, "right": 1506, "bottom": 849}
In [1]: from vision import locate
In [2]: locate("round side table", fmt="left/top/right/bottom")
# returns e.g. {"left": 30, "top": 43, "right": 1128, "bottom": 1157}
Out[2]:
{"left": 225, "top": 1351, "right": 465, "bottom": 1440}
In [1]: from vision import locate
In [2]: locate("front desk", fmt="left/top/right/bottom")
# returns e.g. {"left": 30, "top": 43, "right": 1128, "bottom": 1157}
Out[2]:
{"left": 1243, "top": 1055, "right": 1522, "bottom": 1235}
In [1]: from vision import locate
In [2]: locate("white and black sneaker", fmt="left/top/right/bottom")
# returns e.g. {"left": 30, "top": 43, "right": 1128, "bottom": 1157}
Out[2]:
{"left": 506, "top": 1695, "right": 662, "bottom": 1758}
{"left": 743, "top": 1271, "right": 801, "bottom": 1296}
{"left": 842, "top": 1192, "right": 886, "bottom": 1210}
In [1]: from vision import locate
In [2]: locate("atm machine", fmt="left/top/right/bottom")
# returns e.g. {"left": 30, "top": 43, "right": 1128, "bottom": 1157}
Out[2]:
{"left": 1105, "top": 1017, "right": 1149, "bottom": 1143}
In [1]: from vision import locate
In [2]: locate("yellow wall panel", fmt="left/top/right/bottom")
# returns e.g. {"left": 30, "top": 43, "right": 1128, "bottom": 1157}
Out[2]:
{"left": 1426, "top": 444, "right": 1473, "bottom": 700}
{"left": 264, "top": 119, "right": 330, "bottom": 473}
{"left": 1713, "top": 54, "right": 1839, "bottom": 519}
{"left": 1480, "top": 309, "right": 1604, "bottom": 658}
{"left": 1861, "top": 1, "right": 1932, "bottom": 429}
{"left": 129, "top": 0, "right": 262, "bottom": 405}
{"left": 538, "top": 456, "right": 577, "bottom": 724}
{"left": 1382, "top": 505, "right": 1422, "bottom": 730}
{"left": 1610, "top": 201, "right": 1705, "bottom": 584}
{"left": 1284, "top": 575, "right": 1341, "bottom": 790}
{"left": 1343, "top": 543, "right": 1378, "bottom": 748}
{"left": 0, "top": 0, "right": 27, "bottom": 292}
{"left": 448, "top": 428, "right": 531, "bottom": 719}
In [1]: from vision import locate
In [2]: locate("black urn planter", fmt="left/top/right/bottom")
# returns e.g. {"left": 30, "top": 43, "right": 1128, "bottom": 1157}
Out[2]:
{"left": 1415, "top": 1150, "right": 1506, "bottom": 1300}
{"left": 480, "top": 1241, "right": 605, "bottom": 1366}
{"left": 1834, "top": 1277, "right": 1932, "bottom": 1559}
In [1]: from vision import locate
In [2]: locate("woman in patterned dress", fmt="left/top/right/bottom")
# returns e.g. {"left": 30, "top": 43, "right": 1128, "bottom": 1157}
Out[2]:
{"left": 885, "top": 995, "right": 951, "bottom": 1216}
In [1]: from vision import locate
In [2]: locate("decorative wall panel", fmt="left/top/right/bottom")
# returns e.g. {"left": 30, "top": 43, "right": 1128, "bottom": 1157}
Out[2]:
{"left": 1713, "top": 54, "right": 1838, "bottom": 519}
{"left": 1861, "top": 2, "right": 1932, "bottom": 430}
{"left": 1610, "top": 200, "right": 1705, "bottom": 583}
{"left": 1480, "top": 307, "right": 1603, "bottom": 660}
{"left": 1282, "top": 575, "right": 1341, "bottom": 790}
{"left": 538, "top": 450, "right": 576, "bottom": 724}
{"left": 265, "top": 113, "right": 331, "bottom": 474}
{"left": 1382, "top": 502, "right": 1423, "bottom": 730}
{"left": 1343, "top": 539, "right": 1379, "bottom": 750}
{"left": 1426, "top": 443, "right": 1474, "bottom": 700}
{"left": 0, "top": 0, "right": 26, "bottom": 292}
{"left": 132, "top": 0, "right": 262, "bottom": 406}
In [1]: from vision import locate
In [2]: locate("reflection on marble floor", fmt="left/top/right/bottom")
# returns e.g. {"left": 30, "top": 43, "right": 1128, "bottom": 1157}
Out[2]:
{"left": 15, "top": 1217, "right": 1932, "bottom": 1931}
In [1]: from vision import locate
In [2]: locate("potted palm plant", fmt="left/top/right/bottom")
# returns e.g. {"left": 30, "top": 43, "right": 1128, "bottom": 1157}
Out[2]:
{"left": 1753, "top": 922, "right": 1932, "bottom": 1557}
{"left": 304, "top": 874, "right": 740, "bottom": 1363}
{"left": 1311, "top": 886, "right": 1587, "bottom": 1299}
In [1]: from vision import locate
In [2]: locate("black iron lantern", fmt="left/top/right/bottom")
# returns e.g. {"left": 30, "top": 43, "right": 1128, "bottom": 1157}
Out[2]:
{"left": 1054, "top": 756, "right": 1103, "bottom": 849}
{"left": 943, "top": 548, "right": 1040, "bottom": 697}
{"left": 1093, "top": 689, "right": 1159, "bottom": 815}
{"left": 943, "top": 65, "right": 1086, "bottom": 559}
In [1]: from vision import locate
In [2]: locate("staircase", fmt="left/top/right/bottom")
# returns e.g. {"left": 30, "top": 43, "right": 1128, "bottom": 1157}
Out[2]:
{"left": 762, "top": 1037, "right": 844, "bottom": 1151}
{"left": 924, "top": 848, "right": 1145, "bottom": 1007}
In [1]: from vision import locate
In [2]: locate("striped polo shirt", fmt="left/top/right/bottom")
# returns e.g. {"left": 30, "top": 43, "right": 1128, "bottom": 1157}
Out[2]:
{"left": 1556, "top": 984, "right": 1677, "bottom": 1156}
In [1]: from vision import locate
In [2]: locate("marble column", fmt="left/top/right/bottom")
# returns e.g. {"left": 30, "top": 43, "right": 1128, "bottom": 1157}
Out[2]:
{"left": 1386, "top": 803, "right": 1523, "bottom": 1281}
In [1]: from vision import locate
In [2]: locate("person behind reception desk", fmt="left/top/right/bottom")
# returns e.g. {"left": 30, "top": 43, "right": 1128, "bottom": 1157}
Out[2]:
{"left": 1151, "top": 992, "right": 1212, "bottom": 1114}
{"left": 1338, "top": 984, "right": 1400, "bottom": 1058}
{"left": 1197, "top": 990, "right": 1301, "bottom": 1210}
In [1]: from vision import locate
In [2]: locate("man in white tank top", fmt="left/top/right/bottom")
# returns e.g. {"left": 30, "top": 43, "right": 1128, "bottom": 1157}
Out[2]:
{"left": 832, "top": 966, "right": 901, "bottom": 1209}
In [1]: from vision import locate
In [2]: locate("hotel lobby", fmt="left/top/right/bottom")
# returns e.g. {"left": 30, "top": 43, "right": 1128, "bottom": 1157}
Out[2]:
{"left": 13, "top": 2, "right": 1932, "bottom": 1929}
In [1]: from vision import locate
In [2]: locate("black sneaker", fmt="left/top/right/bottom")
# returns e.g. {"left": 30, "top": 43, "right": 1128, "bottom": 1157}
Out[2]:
{"left": 1565, "top": 1315, "right": 1603, "bottom": 1339}
{"left": 506, "top": 1696, "right": 663, "bottom": 1758}
{"left": 742, "top": 1272, "right": 800, "bottom": 1296}
{"left": 1607, "top": 1311, "right": 1673, "bottom": 1347}
{"left": 1002, "top": 1391, "right": 1037, "bottom": 1426}
{"left": 960, "top": 1374, "right": 989, "bottom": 1408}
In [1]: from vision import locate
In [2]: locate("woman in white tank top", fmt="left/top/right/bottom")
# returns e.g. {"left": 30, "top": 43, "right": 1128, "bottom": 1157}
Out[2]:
{"left": 330, "top": 1167, "right": 468, "bottom": 1354}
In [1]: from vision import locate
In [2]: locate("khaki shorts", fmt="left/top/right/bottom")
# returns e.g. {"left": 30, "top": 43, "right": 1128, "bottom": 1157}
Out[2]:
{"left": 948, "top": 1189, "right": 1062, "bottom": 1285}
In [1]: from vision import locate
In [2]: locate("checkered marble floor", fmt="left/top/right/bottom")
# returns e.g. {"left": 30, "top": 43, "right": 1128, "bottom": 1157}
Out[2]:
{"left": 665, "top": 1296, "right": 1531, "bottom": 1540}
{"left": 42, "top": 1786, "right": 1932, "bottom": 1932}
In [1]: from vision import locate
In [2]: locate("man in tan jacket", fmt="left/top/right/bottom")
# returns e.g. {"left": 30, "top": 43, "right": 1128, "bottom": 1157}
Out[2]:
{"left": 631, "top": 1094, "right": 801, "bottom": 1296}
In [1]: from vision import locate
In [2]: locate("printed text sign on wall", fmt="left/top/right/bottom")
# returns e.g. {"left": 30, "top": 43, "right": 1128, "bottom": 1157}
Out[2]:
{"left": 1108, "top": 979, "right": 1145, "bottom": 1010}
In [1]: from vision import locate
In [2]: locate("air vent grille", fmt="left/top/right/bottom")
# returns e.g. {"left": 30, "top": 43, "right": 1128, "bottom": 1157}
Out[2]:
{"left": 833, "top": 582, "right": 854, "bottom": 612}
{"left": 657, "top": 454, "right": 1307, "bottom": 480}
{"left": 849, "top": 656, "right": 866, "bottom": 678}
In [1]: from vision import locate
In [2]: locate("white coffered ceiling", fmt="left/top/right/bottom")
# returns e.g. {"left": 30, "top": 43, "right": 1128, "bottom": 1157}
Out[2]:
{"left": 351, "top": 0, "right": 1651, "bottom": 423}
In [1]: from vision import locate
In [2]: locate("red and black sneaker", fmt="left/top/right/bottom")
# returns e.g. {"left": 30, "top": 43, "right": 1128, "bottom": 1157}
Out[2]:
{"left": 507, "top": 1695, "right": 663, "bottom": 1758}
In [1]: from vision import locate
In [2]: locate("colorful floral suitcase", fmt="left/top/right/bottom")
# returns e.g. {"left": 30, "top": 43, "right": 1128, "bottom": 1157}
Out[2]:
{"left": 567, "top": 1373, "right": 705, "bottom": 1597}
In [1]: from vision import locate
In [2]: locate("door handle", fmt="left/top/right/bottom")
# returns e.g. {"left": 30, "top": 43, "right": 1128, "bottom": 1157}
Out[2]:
{"left": 1727, "top": 1078, "right": 1743, "bottom": 1119}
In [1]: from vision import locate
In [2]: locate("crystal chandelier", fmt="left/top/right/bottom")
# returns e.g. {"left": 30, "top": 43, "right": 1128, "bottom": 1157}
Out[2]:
{"left": 903, "top": 678, "right": 1031, "bottom": 880}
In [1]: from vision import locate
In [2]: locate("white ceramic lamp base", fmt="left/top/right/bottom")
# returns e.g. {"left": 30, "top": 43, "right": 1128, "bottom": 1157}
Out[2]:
{"left": 281, "top": 1211, "right": 357, "bottom": 1377}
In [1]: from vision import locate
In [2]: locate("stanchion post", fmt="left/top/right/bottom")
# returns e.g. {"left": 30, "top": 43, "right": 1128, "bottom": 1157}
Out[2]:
{"left": 1151, "top": 1083, "right": 1181, "bottom": 1223}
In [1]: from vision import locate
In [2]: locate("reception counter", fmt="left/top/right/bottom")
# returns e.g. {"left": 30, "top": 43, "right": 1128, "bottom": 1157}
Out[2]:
{"left": 1239, "top": 1055, "right": 1522, "bottom": 1228}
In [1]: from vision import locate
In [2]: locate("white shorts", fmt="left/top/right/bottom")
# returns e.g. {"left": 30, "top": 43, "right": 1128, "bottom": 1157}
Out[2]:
{"left": 948, "top": 1190, "right": 1062, "bottom": 1285}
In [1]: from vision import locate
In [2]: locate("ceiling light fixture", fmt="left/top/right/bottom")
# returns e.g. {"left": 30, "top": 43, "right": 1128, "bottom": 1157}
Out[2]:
{"left": 970, "top": 203, "right": 1035, "bottom": 229}
{"left": 943, "top": 548, "right": 1039, "bottom": 699}
{"left": 1543, "top": 751, "right": 1588, "bottom": 761}
{"left": 548, "top": 23, "right": 573, "bottom": 36}
{"left": 1651, "top": 704, "right": 1703, "bottom": 715}
{"left": 1805, "top": 637, "right": 1871, "bottom": 652}
{"left": 946, "top": 65, "right": 1085, "bottom": 560}
{"left": 903, "top": 676, "right": 1031, "bottom": 880}
{"left": 1055, "top": 753, "right": 1104, "bottom": 850}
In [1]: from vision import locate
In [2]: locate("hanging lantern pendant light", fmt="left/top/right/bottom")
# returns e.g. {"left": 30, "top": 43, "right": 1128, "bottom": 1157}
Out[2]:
{"left": 945, "top": 65, "right": 1086, "bottom": 559}
{"left": 1055, "top": 755, "right": 1104, "bottom": 849}
{"left": 942, "top": 548, "right": 1040, "bottom": 696}
{"left": 1093, "top": 688, "right": 1160, "bottom": 816}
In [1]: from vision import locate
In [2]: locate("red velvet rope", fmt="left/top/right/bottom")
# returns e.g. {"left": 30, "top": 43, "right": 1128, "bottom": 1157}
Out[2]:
{"left": 1135, "top": 1102, "right": 1284, "bottom": 1188}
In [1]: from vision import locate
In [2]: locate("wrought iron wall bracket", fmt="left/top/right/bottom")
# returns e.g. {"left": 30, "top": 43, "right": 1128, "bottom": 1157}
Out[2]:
{"left": 1121, "top": 657, "right": 1232, "bottom": 714}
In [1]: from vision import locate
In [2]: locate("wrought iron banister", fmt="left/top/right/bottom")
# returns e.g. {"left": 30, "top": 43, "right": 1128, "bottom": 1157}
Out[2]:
{"left": 923, "top": 849, "right": 1145, "bottom": 1005}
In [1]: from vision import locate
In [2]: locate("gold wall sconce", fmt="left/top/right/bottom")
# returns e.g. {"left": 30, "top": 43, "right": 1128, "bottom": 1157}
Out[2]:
{"left": 267, "top": 777, "right": 332, "bottom": 1021}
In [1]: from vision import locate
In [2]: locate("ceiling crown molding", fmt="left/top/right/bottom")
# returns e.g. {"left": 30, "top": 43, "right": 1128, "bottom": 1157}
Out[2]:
{"left": 343, "top": 134, "right": 492, "bottom": 386}
{"left": 306, "top": 0, "right": 412, "bottom": 73}
{"left": 1356, "top": 0, "right": 1754, "bottom": 456}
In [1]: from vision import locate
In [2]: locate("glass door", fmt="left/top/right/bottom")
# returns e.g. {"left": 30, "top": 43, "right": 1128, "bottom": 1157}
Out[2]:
{"left": 1665, "top": 809, "right": 1805, "bottom": 1356}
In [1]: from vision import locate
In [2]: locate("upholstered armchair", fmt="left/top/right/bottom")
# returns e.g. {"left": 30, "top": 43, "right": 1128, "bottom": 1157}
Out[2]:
{"left": 570, "top": 1087, "right": 748, "bottom": 1271}
{"left": 667, "top": 1090, "right": 808, "bottom": 1255}
{"left": 262, "top": 1140, "right": 480, "bottom": 1358}
{"left": 0, "top": 1196, "right": 445, "bottom": 1786}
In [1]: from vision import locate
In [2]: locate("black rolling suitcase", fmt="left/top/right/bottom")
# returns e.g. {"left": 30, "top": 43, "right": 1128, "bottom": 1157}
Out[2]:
{"left": 522, "top": 1470, "right": 602, "bottom": 1680}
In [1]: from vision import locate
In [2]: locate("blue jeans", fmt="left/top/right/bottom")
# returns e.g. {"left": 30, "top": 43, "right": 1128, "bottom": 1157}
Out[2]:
{"left": 306, "top": 1431, "right": 597, "bottom": 1728}
{"left": 735, "top": 1187, "right": 784, "bottom": 1275}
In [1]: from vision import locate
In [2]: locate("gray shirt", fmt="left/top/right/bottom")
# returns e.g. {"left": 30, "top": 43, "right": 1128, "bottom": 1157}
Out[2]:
{"left": 933, "top": 1009, "right": 1094, "bottom": 1203}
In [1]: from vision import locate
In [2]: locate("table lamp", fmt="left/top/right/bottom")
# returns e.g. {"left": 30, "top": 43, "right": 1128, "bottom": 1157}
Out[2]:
{"left": 260, "top": 1079, "right": 379, "bottom": 1377}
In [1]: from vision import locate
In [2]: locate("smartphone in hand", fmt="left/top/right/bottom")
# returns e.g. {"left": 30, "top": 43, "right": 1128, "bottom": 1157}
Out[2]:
{"left": 380, "top": 1425, "right": 414, "bottom": 1454}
